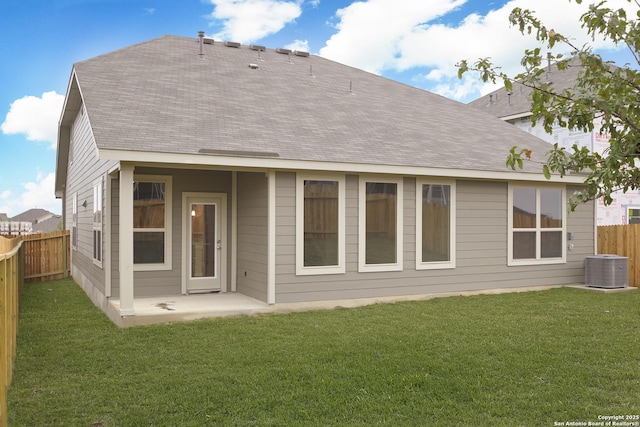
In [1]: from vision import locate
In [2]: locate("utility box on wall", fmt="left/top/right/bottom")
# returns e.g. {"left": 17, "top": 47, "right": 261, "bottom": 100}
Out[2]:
{"left": 584, "top": 255, "right": 628, "bottom": 288}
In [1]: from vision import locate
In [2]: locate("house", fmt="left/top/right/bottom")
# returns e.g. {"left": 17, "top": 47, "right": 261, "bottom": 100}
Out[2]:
{"left": 54, "top": 33, "right": 594, "bottom": 325}
{"left": 0, "top": 208, "right": 60, "bottom": 236}
{"left": 468, "top": 58, "right": 637, "bottom": 225}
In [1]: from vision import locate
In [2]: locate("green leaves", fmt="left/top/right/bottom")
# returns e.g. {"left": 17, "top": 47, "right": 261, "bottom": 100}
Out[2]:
{"left": 457, "top": 0, "right": 640, "bottom": 210}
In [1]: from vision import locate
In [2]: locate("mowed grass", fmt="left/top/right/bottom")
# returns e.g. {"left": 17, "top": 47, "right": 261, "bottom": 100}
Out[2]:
{"left": 8, "top": 279, "right": 640, "bottom": 426}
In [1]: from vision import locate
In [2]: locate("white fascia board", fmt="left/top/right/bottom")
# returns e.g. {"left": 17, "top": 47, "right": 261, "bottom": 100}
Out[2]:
{"left": 98, "top": 148, "right": 586, "bottom": 184}
{"left": 500, "top": 112, "right": 533, "bottom": 121}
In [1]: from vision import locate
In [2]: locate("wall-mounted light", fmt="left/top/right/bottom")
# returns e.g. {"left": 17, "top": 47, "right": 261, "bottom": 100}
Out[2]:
{"left": 82, "top": 200, "right": 87, "bottom": 208}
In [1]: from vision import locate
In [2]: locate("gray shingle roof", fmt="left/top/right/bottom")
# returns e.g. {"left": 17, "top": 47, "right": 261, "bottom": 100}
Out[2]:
{"left": 31, "top": 215, "right": 62, "bottom": 234}
{"left": 72, "top": 35, "right": 558, "bottom": 175}
{"left": 11, "top": 208, "right": 55, "bottom": 223}
{"left": 468, "top": 57, "right": 584, "bottom": 119}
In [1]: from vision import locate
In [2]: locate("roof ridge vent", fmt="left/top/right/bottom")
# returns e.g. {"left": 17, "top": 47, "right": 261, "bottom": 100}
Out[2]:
{"left": 224, "top": 41, "right": 241, "bottom": 48}
{"left": 294, "top": 50, "right": 309, "bottom": 57}
{"left": 276, "top": 48, "right": 292, "bottom": 55}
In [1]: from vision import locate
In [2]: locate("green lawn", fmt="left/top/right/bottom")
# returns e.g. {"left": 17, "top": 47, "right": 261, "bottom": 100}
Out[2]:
{"left": 8, "top": 279, "right": 640, "bottom": 426}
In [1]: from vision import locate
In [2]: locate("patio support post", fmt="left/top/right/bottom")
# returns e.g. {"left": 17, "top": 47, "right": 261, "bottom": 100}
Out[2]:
{"left": 119, "top": 164, "right": 135, "bottom": 316}
{"left": 267, "top": 170, "right": 276, "bottom": 304}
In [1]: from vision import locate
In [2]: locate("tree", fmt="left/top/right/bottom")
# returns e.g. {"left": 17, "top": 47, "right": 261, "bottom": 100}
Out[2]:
{"left": 457, "top": 0, "right": 640, "bottom": 209}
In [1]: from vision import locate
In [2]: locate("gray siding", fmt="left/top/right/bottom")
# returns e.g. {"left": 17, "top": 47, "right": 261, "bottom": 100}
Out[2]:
{"left": 236, "top": 172, "right": 269, "bottom": 302}
{"left": 65, "top": 104, "right": 117, "bottom": 296}
{"left": 111, "top": 168, "right": 232, "bottom": 298}
{"left": 274, "top": 175, "right": 595, "bottom": 303}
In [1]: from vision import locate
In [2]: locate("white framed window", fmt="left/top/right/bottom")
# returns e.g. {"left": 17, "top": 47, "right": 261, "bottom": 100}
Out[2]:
{"left": 93, "top": 178, "right": 103, "bottom": 267}
{"left": 71, "top": 192, "right": 78, "bottom": 251}
{"left": 416, "top": 179, "right": 456, "bottom": 270}
{"left": 296, "top": 174, "right": 345, "bottom": 275}
{"left": 358, "top": 176, "right": 403, "bottom": 272}
{"left": 133, "top": 175, "right": 172, "bottom": 271}
{"left": 508, "top": 184, "right": 566, "bottom": 266}
{"left": 626, "top": 206, "right": 640, "bottom": 224}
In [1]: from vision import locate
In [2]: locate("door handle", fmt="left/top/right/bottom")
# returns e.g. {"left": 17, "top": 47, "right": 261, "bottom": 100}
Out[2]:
{"left": 216, "top": 240, "right": 221, "bottom": 250}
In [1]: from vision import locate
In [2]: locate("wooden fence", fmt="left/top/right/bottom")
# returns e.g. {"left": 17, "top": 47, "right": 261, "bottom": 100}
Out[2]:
{"left": 597, "top": 224, "right": 640, "bottom": 287}
{"left": 19, "top": 230, "right": 70, "bottom": 283}
{"left": 0, "top": 230, "right": 70, "bottom": 426}
{"left": 0, "top": 236, "right": 23, "bottom": 427}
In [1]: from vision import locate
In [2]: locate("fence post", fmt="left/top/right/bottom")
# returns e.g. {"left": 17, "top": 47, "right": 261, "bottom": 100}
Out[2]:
{"left": 0, "top": 255, "right": 8, "bottom": 427}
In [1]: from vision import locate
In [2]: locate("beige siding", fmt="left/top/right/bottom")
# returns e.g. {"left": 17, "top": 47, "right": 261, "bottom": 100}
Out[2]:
{"left": 236, "top": 172, "right": 269, "bottom": 302}
{"left": 274, "top": 176, "right": 595, "bottom": 303}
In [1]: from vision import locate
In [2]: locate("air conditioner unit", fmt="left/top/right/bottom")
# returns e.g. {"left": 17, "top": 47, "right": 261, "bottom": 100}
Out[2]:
{"left": 584, "top": 255, "right": 628, "bottom": 288}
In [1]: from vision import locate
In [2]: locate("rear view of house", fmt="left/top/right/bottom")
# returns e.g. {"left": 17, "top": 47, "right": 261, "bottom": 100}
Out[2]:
{"left": 54, "top": 33, "right": 595, "bottom": 324}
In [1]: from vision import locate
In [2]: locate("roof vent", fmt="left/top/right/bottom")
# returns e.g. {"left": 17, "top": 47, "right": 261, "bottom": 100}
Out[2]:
{"left": 203, "top": 38, "right": 214, "bottom": 45}
{"left": 224, "top": 41, "right": 241, "bottom": 48}
{"left": 248, "top": 63, "right": 259, "bottom": 69}
{"left": 198, "top": 31, "right": 205, "bottom": 58}
{"left": 250, "top": 44, "right": 266, "bottom": 51}
{"left": 294, "top": 50, "right": 309, "bottom": 57}
{"left": 276, "top": 48, "right": 292, "bottom": 55}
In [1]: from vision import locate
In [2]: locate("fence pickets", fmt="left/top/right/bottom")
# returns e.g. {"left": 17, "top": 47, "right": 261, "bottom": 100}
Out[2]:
{"left": 0, "top": 237, "right": 22, "bottom": 427}
{"left": 0, "top": 230, "right": 70, "bottom": 427}
{"left": 597, "top": 224, "right": 640, "bottom": 287}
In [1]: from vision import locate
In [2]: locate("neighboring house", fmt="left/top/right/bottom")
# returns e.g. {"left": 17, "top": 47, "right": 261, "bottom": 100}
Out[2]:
{"left": 0, "top": 208, "right": 60, "bottom": 236}
{"left": 468, "top": 58, "right": 636, "bottom": 225}
{"left": 54, "top": 34, "right": 594, "bottom": 321}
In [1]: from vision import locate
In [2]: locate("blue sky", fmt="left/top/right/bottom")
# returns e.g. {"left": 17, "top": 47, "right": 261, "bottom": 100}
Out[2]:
{"left": 0, "top": 0, "right": 636, "bottom": 217}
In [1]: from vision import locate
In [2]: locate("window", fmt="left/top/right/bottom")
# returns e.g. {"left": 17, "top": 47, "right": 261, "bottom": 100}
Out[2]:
{"left": 72, "top": 192, "right": 78, "bottom": 250}
{"left": 416, "top": 179, "right": 455, "bottom": 269}
{"left": 133, "top": 175, "right": 172, "bottom": 270}
{"left": 508, "top": 184, "right": 565, "bottom": 265}
{"left": 93, "top": 178, "right": 103, "bottom": 266}
{"left": 627, "top": 207, "right": 640, "bottom": 224}
{"left": 359, "top": 176, "right": 403, "bottom": 272}
{"left": 296, "top": 174, "right": 345, "bottom": 275}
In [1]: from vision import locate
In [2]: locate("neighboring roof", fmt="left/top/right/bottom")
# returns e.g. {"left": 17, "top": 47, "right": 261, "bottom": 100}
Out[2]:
{"left": 31, "top": 215, "right": 62, "bottom": 234}
{"left": 11, "top": 208, "right": 56, "bottom": 223}
{"left": 468, "top": 57, "right": 583, "bottom": 119}
{"left": 57, "top": 34, "right": 573, "bottom": 193}
{"left": 0, "top": 213, "right": 8, "bottom": 221}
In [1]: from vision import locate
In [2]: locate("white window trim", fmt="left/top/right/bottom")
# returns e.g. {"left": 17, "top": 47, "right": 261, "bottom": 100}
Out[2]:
{"left": 415, "top": 178, "right": 456, "bottom": 270}
{"left": 133, "top": 175, "right": 173, "bottom": 271}
{"left": 508, "top": 183, "right": 566, "bottom": 266}
{"left": 92, "top": 177, "right": 104, "bottom": 268}
{"left": 296, "top": 173, "right": 346, "bottom": 275}
{"left": 358, "top": 175, "right": 403, "bottom": 273}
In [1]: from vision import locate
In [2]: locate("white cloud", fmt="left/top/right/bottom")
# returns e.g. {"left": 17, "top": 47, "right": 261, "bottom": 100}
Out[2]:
{"left": 284, "top": 39, "right": 310, "bottom": 52}
{"left": 208, "top": 0, "right": 302, "bottom": 43}
{"left": 0, "top": 172, "right": 60, "bottom": 217}
{"left": 319, "top": 0, "right": 466, "bottom": 73}
{"left": 318, "top": 0, "right": 637, "bottom": 101}
{"left": 1, "top": 91, "right": 64, "bottom": 149}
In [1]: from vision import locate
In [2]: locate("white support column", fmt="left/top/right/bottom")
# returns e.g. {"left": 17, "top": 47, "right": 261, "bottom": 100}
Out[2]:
{"left": 119, "top": 164, "right": 135, "bottom": 316}
{"left": 231, "top": 171, "right": 238, "bottom": 292}
{"left": 267, "top": 170, "right": 276, "bottom": 304}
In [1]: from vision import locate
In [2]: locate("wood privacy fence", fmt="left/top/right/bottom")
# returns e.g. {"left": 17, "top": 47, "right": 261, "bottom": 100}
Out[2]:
{"left": 19, "top": 230, "right": 70, "bottom": 283}
{"left": 0, "top": 236, "right": 23, "bottom": 427}
{"left": 597, "top": 224, "right": 640, "bottom": 287}
{"left": 0, "top": 230, "right": 70, "bottom": 426}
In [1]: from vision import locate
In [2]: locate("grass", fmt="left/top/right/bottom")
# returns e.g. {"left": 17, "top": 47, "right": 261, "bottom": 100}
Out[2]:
{"left": 8, "top": 279, "right": 640, "bottom": 426}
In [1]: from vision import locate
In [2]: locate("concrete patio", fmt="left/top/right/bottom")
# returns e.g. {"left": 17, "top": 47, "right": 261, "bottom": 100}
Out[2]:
{"left": 103, "top": 284, "right": 636, "bottom": 328}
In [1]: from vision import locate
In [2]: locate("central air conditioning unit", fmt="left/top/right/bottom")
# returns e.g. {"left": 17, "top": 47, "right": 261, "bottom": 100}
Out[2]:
{"left": 584, "top": 255, "right": 628, "bottom": 288}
